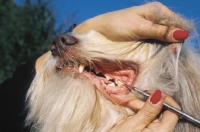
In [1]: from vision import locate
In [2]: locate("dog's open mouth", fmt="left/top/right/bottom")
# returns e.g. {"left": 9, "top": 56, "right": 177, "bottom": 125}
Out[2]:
{"left": 73, "top": 60, "right": 139, "bottom": 98}
{"left": 51, "top": 33, "right": 139, "bottom": 99}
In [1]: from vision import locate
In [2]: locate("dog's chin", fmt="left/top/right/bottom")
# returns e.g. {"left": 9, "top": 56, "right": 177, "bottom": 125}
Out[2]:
{"left": 60, "top": 60, "right": 138, "bottom": 102}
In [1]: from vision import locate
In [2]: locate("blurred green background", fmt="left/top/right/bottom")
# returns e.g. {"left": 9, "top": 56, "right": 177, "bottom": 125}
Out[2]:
{"left": 0, "top": 0, "right": 75, "bottom": 82}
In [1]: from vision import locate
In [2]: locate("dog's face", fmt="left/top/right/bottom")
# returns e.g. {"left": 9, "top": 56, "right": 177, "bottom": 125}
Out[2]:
{"left": 26, "top": 14, "right": 200, "bottom": 132}
{"left": 49, "top": 30, "right": 184, "bottom": 103}
{"left": 50, "top": 31, "right": 142, "bottom": 102}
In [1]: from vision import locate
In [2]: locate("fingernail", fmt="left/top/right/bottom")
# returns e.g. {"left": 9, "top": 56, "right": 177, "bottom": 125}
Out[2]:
{"left": 173, "top": 30, "right": 189, "bottom": 40}
{"left": 150, "top": 90, "right": 162, "bottom": 104}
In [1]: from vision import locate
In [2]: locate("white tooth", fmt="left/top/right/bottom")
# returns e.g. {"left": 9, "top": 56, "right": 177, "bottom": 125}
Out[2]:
{"left": 108, "top": 82, "right": 116, "bottom": 86}
{"left": 94, "top": 69, "right": 100, "bottom": 74}
{"left": 79, "top": 64, "right": 86, "bottom": 73}
{"left": 115, "top": 79, "right": 123, "bottom": 86}
{"left": 105, "top": 75, "right": 112, "bottom": 80}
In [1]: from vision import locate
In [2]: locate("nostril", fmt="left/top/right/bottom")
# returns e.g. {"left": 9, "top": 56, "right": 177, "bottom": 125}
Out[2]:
{"left": 61, "top": 37, "right": 66, "bottom": 45}
{"left": 50, "top": 34, "right": 77, "bottom": 56}
{"left": 60, "top": 34, "right": 77, "bottom": 45}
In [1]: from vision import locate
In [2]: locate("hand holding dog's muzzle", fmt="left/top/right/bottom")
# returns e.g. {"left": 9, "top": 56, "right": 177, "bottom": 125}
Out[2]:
{"left": 73, "top": 2, "right": 190, "bottom": 43}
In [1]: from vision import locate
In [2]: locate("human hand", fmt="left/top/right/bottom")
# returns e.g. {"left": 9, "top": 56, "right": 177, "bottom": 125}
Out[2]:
{"left": 109, "top": 90, "right": 180, "bottom": 132}
{"left": 73, "top": 2, "right": 189, "bottom": 42}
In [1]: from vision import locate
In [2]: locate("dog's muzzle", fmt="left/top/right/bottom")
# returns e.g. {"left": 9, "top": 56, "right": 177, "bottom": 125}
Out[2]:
{"left": 50, "top": 33, "right": 77, "bottom": 57}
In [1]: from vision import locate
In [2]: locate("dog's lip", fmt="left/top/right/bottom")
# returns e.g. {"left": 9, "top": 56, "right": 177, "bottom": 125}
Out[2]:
{"left": 79, "top": 65, "right": 136, "bottom": 86}
{"left": 64, "top": 60, "right": 138, "bottom": 99}
{"left": 80, "top": 65, "right": 137, "bottom": 99}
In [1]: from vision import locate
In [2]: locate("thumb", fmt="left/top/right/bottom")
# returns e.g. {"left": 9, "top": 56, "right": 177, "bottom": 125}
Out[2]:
{"left": 123, "top": 90, "right": 164, "bottom": 131}
{"left": 142, "top": 22, "right": 189, "bottom": 42}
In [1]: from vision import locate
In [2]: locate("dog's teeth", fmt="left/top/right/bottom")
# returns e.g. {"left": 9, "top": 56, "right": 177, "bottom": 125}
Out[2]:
{"left": 108, "top": 82, "right": 116, "bottom": 86}
{"left": 94, "top": 69, "right": 100, "bottom": 74}
{"left": 105, "top": 75, "right": 113, "bottom": 80}
{"left": 115, "top": 79, "right": 123, "bottom": 86}
{"left": 79, "top": 64, "right": 86, "bottom": 73}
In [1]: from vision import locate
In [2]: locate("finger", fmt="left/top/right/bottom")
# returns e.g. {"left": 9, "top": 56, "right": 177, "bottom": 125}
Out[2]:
{"left": 160, "top": 95, "right": 180, "bottom": 129}
{"left": 147, "top": 90, "right": 180, "bottom": 125}
{"left": 149, "top": 23, "right": 189, "bottom": 42}
{"left": 110, "top": 94, "right": 144, "bottom": 111}
{"left": 138, "top": 2, "right": 176, "bottom": 20}
{"left": 139, "top": 21, "right": 189, "bottom": 42}
{"left": 120, "top": 90, "right": 164, "bottom": 131}
{"left": 135, "top": 2, "right": 189, "bottom": 42}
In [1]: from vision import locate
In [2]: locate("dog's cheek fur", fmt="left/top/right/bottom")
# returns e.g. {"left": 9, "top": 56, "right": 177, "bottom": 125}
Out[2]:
{"left": 26, "top": 56, "right": 132, "bottom": 132}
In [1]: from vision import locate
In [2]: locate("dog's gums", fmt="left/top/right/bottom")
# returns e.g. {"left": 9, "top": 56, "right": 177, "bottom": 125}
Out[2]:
{"left": 62, "top": 62, "right": 137, "bottom": 100}
{"left": 83, "top": 66, "right": 136, "bottom": 98}
{"left": 50, "top": 33, "right": 139, "bottom": 99}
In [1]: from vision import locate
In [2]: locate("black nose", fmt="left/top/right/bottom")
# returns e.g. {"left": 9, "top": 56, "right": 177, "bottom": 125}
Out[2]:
{"left": 59, "top": 34, "right": 77, "bottom": 46}
{"left": 50, "top": 34, "right": 77, "bottom": 56}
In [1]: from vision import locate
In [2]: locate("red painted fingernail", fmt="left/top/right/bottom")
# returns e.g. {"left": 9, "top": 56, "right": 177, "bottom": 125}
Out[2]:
{"left": 150, "top": 90, "right": 162, "bottom": 104}
{"left": 173, "top": 30, "right": 189, "bottom": 40}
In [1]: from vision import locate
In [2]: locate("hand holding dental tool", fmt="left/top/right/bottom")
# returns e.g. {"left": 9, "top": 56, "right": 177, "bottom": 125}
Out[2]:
{"left": 117, "top": 79, "right": 200, "bottom": 126}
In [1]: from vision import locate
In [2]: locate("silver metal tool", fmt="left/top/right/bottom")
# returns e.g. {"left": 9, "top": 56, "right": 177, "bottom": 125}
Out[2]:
{"left": 118, "top": 79, "right": 200, "bottom": 126}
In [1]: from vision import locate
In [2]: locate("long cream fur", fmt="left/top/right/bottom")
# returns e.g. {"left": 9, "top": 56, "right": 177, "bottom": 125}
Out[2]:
{"left": 26, "top": 3, "right": 200, "bottom": 132}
